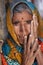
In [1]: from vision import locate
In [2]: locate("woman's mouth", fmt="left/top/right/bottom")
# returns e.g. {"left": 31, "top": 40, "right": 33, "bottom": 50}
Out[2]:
{"left": 18, "top": 35, "right": 27, "bottom": 44}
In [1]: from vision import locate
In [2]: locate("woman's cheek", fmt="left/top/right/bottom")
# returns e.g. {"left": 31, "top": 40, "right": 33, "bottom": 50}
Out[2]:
{"left": 26, "top": 24, "right": 31, "bottom": 35}
{"left": 14, "top": 26, "right": 19, "bottom": 35}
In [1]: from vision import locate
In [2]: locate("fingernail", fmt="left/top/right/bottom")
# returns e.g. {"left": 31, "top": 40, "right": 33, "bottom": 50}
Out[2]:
{"left": 24, "top": 36, "right": 27, "bottom": 39}
{"left": 33, "top": 14, "right": 36, "bottom": 17}
{"left": 32, "top": 20, "right": 33, "bottom": 23}
{"left": 36, "top": 38, "right": 37, "bottom": 40}
{"left": 30, "top": 34, "right": 32, "bottom": 37}
{"left": 36, "top": 38, "right": 38, "bottom": 41}
{"left": 39, "top": 45, "right": 41, "bottom": 48}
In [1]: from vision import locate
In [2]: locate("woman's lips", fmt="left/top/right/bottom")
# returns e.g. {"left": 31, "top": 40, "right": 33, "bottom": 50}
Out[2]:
{"left": 18, "top": 35, "right": 27, "bottom": 44}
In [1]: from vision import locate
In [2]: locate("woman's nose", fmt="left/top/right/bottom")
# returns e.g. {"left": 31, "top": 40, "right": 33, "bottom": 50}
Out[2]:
{"left": 20, "top": 24, "right": 26, "bottom": 36}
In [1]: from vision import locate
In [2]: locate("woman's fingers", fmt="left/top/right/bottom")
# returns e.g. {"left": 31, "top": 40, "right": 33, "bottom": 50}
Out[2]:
{"left": 33, "top": 14, "right": 38, "bottom": 38}
{"left": 33, "top": 14, "right": 38, "bottom": 27}
{"left": 31, "top": 20, "right": 35, "bottom": 45}
{"left": 24, "top": 36, "right": 27, "bottom": 58}
{"left": 31, "top": 46, "right": 39, "bottom": 63}
{"left": 27, "top": 34, "right": 32, "bottom": 55}
{"left": 27, "top": 20, "right": 34, "bottom": 55}
{"left": 26, "top": 45, "right": 39, "bottom": 65}
{"left": 30, "top": 39, "right": 38, "bottom": 57}
{"left": 31, "top": 20, "right": 34, "bottom": 36}
{"left": 30, "top": 14, "right": 38, "bottom": 46}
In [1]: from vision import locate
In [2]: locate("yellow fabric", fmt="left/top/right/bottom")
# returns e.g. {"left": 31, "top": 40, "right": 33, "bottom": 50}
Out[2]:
{"left": 6, "top": 8, "right": 22, "bottom": 64}
{"left": 38, "top": 16, "right": 43, "bottom": 38}
{"left": 6, "top": 8, "right": 20, "bottom": 46}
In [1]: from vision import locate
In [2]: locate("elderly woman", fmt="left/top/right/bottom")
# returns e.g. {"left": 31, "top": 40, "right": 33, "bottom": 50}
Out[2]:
{"left": 1, "top": 0, "right": 43, "bottom": 65}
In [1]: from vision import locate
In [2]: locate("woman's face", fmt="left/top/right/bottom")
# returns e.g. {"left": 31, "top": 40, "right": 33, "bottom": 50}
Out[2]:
{"left": 12, "top": 11, "right": 32, "bottom": 44}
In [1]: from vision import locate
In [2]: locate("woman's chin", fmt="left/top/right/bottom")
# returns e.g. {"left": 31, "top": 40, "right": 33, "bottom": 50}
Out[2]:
{"left": 19, "top": 40, "right": 24, "bottom": 45}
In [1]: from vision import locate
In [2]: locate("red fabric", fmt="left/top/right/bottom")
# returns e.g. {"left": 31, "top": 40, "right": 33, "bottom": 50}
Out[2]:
{"left": 1, "top": 53, "right": 8, "bottom": 65}
{"left": 40, "top": 42, "right": 43, "bottom": 52}
{"left": 38, "top": 40, "right": 43, "bottom": 52}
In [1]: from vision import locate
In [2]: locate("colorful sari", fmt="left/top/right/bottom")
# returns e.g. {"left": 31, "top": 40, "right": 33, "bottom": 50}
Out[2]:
{"left": 2, "top": 0, "right": 43, "bottom": 65}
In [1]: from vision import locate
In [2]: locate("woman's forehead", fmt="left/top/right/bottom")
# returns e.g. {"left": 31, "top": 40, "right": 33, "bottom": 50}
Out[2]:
{"left": 13, "top": 11, "right": 33, "bottom": 21}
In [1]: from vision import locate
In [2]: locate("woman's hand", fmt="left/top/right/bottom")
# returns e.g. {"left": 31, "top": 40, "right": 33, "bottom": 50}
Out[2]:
{"left": 22, "top": 14, "right": 39, "bottom": 65}
{"left": 36, "top": 47, "right": 43, "bottom": 65}
{"left": 32, "top": 14, "right": 43, "bottom": 65}
{"left": 23, "top": 36, "right": 39, "bottom": 65}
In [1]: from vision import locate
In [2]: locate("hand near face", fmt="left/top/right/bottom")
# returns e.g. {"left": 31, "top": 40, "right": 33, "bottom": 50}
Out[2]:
{"left": 22, "top": 14, "right": 39, "bottom": 65}
{"left": 31, "top": 14, "right": 38, "bottom": 45}
{"left": 33, "top": 14, "right": 43, "bottom": 65}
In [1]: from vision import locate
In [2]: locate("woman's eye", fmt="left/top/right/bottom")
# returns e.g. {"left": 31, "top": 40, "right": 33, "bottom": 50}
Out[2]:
{"left": 12, "top": 21, "right": 19, "bottom": 26}
{"left": 26, "top": 20, "right": 31, "bottom": 24}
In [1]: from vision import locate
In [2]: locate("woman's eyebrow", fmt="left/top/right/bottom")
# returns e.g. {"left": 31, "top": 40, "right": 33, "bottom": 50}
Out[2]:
{"left": 12, "top": 20, "right": 20, "bottom": 24}
{"left": 25, "top": 20, "right": 32, "bottom": 24}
